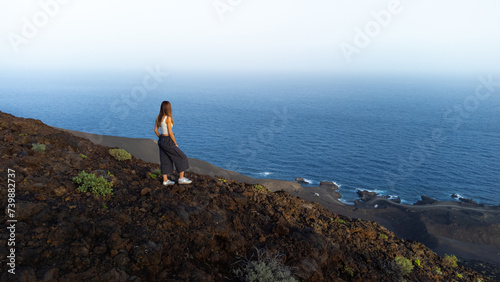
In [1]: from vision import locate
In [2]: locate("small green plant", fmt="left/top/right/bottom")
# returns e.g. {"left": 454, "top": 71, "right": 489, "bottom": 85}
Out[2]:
{"left": 444, "top": 254, "right": 458, "bottom": 268}
{"left": 394, "top": 256, "right": 413, "bottom": 276}
{"left": 149, "top": 169, "right": 161, "bottom": 179}
{"left": 379, "top": 234, "right": 388, "bottom": 240}
{"left": 254, "top": 184, "right": 269, "bottom": 193}
{"left": 336, "top": 219, "right": 346, "bottom": 225}
{"left": 31, "top": 143, "right": 46, "bottom": 153}
{"left": 414, "top": 259, "right": 422, "bottom": 268}
{"left": 457, "top": 273, "right": 463, "bottom": 279}
{"left": 342, "top": 266, "right": 354, "bottom": 277}
{"left": 79, "top": 153, "right": 87, "bottom": 158}
{"left": 102, "top": 204, "right": 108, "bottom": 209}
{"left": 233, "top": 248, "right": 297, "bottom": 282}
{"left": 218, "top": 177, "right": 227, "bottom": 183}
{"left": 108, "top": 148, "right": 132, "bottom": 161}
{"left": 435, "top": 267, "right": 442, "bottom": 275}
{"left": 73, "top": 171, "right": 113, "bottom": 198}
{"left": 18, "top": 133, "right": 28, "bottom": 136}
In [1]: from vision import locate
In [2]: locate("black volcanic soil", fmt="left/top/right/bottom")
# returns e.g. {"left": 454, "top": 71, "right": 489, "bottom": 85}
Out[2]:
{"left": 0, "top": 111, "right": 491, "bottom": 281}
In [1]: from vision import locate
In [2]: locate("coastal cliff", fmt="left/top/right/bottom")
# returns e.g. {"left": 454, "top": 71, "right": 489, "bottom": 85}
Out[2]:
{"left": 0, "top": 111, "right": 490, "bottom": 281}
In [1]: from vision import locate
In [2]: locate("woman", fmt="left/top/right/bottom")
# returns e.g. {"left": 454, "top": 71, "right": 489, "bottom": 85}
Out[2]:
{"left": 154, "top": 101, "right": 192, "bottom": 185}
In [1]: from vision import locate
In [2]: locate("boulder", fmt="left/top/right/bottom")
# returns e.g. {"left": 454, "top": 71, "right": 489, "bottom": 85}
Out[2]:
{"left": 319, "top": 181, "right": 338, "bottom": 190}
{"left": 390, "top": 197, "right": 402, "bottom": 204}
{"left": 40, "top": 266, "right": 59, "bottom": 282}
{"left": 356, "top": 190, "right": 378, "bottom": 201}
{"left": 16, "top": 201, "right": 45, "bottom": 221}
{"left": 53, "top": 186, "right": 67, "bottom": 197}
{"left": 295, "top": 177, "right": 307, "bottom": 184}
{"left": 459, "top": 198, "right": 478, "bottom": 205}
{"left": 414, "top": 195, "right": 438, "bottom": 205}
{"left": 17, "top": 151, "right": 28, "bottom": 157}
{"left": 141, "top": 188, "right": 152, "bottom": 196}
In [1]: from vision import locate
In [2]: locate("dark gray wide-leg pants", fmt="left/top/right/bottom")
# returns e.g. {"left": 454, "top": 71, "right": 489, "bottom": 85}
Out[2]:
{"left": 158, "top": 135, "right": 189, "bottom": 175}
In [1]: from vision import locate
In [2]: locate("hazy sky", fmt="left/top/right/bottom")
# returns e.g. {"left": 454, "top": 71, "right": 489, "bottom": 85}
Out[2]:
{"left": 1, "top": 0, "right": 500, "bottom": 75}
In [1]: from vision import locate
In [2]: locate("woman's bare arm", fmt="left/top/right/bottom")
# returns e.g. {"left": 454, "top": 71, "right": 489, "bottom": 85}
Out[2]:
{"left": 154, "top": 121, "right": 160, "bottom": 137}
{"left": 167, "top": 116, "right": 178, "bottom": 146}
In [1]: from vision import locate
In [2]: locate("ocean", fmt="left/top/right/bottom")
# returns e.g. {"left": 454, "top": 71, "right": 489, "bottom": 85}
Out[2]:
{"left": 2, "top": 72, "right": 499, "bottom": 205}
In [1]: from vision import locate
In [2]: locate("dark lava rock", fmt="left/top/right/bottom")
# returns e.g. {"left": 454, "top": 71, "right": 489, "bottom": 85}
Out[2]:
{"left": 140, "top": 188, "right": 152, "bottom": 196}
{"left": 4, "top": 133, "right": 15, "bottom": 142}
{"left": 390, "top": 197, "right": 401, "bottom": 204}
{"left": 356, "top": 189, "right": 378, "bottom": 201}
{"left": 17, "top": 150, "right": 28, "bottom": 157}
{"left": 451, "top": 194, "right": 459, "bottom": 198}
{"left": 459, "top": 198, "right": 479, "bottom": 205}
{"left": 295, "top": 177, "right": 307, "bottom": 183}
{"left": 319, "top": 181, "right": 338, "bottom": 190}
{"left": 415, "top": 195, "right": 438, "bottom": 205}
{"left": 16, "top": 201, "right": 45, "bottom": 221}
{"left": 40, "top": 266, "right": 59, "bottom": 282}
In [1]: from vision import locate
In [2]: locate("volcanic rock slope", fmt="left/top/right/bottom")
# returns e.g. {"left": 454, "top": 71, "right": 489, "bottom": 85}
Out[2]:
{"left": 0, "top": 111, "right": 488, "bottom": 281}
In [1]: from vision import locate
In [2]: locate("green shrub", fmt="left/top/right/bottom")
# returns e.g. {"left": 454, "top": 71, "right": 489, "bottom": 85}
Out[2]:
{"left": 435, "top": 267, "right": 443, "bottom": 275}
{"left": 379, "top": 234, "right": 388, "bottom": 240}
{"left": 108, "top": 148, "right": 132, "bottom": 161}
{"left": 73, "top": 171, "right": 113, "bottom": 198}
{"left": 336, "top": 219, "right": 346, "bottom": 225}
{"left": 254, "top": 184, "right": 269, "bottom": 193}
{"left": 457, "top": 273, "right": 463, "bottom": 279}
{"left": 414, "top": 259, "right": 422, "bottom": 268}
{"left": 149, "top": 169, "right": 161, "bottom": 179}
{"left": 444, "top": 254, "right": 458, "bottom": 268}
{"left": 342, "top": 266, "right": 354, "bottom": 277}
{"left": 233, "top": 249, "right": 297, "bottom": 282}
{"left": 79, "top": 153, "right": 88, "bottom": 158}
{"left": 394, "top": 256, "right": 413, "bottom": 276}
{"left": 31, "top": 143, "right": 46, "bottom": 153}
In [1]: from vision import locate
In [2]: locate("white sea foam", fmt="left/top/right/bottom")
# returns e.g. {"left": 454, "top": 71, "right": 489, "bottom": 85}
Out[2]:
{"left": 355, "top": 188, "right": 387, "bottom": 195}
{"left": 400, "top": 199, "right": 411, "bottom": 204}
{"left": 302, "top": 178, "right": 313, "bottom": 184}
{"left": 330, "top": 181, "right": 341, "bottom": 188}
{"left": 258, "top": 172, "right": 273, "bottom": 176}
{"left": 451, "top": 193, "right": 464, "bottom": 200}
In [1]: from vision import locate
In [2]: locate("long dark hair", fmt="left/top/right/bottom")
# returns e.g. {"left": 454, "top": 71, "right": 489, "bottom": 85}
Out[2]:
{"left": 156, "top": 101, "right": 174, "bottom": 127}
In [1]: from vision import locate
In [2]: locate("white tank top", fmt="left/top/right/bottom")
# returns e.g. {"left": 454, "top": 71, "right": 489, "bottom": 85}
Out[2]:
{"left": 160, "top": 116, "right": 172, "bottom": 135}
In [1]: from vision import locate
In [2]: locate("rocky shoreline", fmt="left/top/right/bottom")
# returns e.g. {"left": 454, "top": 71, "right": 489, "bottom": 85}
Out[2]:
{"left": 291, "top": 182, "right": 500, "bottom": 279}
{"left": 1, "top": 111, "right": 498, "bottom": 281}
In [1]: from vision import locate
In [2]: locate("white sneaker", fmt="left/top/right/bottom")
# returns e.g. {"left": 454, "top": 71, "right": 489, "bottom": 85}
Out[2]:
{"left": 178, "top": 177, "right": 192, "bottom": 185}
{"left": 163, "top": 180, "right": 175, "bottom": 186}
